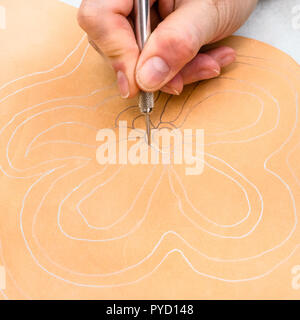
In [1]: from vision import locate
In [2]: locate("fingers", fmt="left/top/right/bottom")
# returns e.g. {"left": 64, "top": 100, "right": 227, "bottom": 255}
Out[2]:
{"left": 161, "top": 73, "right": 184, "bottom": 95}
{"left": 160, "top": 46, "right": 236, "bottom": 95}
{"left": 78, "top": 0, "right": 139, "bottom": 98}
{"left": 211, "top": 0, "right": 258, "bottom": 43}
{"left": 135, "top": 0, "right": 219, "bottom": 91}
{"left": 78, "top": 0, "right": 256, "bottom": 98}
{"left": 180, "top": 46, "right": 236, "bottom": 85}
{"left": 204, "top": 46, "right": 236, "bottom": 68}
{"left": 158, "top": 0, "right": 175, "bottom": 18}
{"left": 136, "top": 0, "right": 257, "bottom": 93}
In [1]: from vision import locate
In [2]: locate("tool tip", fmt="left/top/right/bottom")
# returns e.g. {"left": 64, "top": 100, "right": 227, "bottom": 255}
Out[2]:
{"left": 145, "top": 113, "right": 151, "bottom": 146}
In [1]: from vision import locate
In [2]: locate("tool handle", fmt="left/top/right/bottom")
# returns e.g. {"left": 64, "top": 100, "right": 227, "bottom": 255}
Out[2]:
{"left": 135, "top": 0, "right": 154, "bottom": 114}
{"left": 135, "top": 0, "right": 151, "bottom": 51}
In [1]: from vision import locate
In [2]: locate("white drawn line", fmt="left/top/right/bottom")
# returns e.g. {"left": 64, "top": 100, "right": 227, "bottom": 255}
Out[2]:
{"left": 0, "top": 266, "right": 5, "bottom": 290}
{"left": 0, "top": 33, "right": 298, "bottom": 289}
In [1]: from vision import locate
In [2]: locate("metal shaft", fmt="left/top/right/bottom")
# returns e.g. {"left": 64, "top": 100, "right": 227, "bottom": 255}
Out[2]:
{"left": 135, "top": 0, "right": 154, "bottom": 144}
{"left": 135, "top": 0, "right": 151, "bottom": 50}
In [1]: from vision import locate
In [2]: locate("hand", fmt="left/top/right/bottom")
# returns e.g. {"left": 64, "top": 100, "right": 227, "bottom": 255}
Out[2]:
{"left": 78, "top": 0, "right": 258, "bottom": 98}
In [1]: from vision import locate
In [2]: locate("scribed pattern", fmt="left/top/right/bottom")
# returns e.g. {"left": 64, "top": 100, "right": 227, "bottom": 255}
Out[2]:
{"left": 0, "top": 0, "right": 300, "bottom": 299}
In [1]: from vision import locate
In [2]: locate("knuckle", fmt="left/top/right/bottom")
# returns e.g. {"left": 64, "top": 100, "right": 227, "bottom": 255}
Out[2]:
{"left": 207, "top": 0, "right": 247, "bottom": 37}
{"left": 77, "top": 14, "right": 98, "bottom": 34}
{"left": 105, "top": 42, "right": 138, "bottom": 59}
{"left": 77, "top": 3, "right": 103, "bottom": 35}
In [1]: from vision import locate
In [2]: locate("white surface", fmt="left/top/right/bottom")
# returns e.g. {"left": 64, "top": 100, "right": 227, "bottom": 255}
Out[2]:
{"left": 236, "top": 0, "right": 300, "bottom": 64}
{"left": 60, "top": 0, "right": 300, "bottom": 64}
{"left": 60, "top": 0, "right": 81, "bottom": 7}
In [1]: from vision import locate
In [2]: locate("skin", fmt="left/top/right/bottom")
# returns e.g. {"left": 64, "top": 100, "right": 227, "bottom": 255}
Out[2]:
{"left": 77, "top": 0, "right": 258, "bottom": 98}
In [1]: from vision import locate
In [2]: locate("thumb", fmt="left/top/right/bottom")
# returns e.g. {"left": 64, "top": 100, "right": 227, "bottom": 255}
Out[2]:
{"left": 135, "top": 0, "right": 219, "bottom": 91}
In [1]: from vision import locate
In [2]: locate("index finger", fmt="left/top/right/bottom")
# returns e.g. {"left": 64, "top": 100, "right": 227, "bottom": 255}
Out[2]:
{"left": 78, "top": 0, "right": 140, "bottom": 98}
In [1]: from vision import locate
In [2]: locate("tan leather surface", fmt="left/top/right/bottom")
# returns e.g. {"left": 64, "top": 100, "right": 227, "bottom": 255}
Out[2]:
{"left": 0, "top": 0, "right": 300, "bottom": 299}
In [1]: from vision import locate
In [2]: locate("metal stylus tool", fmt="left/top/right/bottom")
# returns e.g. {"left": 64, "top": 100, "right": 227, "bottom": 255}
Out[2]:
{"left": 135, "top": 0, "right": 154, "bottom": 145}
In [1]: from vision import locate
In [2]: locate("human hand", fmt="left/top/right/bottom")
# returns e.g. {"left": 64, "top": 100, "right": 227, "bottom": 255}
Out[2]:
{"left": 78, "top": 0, "right": 258, "bottom": 98}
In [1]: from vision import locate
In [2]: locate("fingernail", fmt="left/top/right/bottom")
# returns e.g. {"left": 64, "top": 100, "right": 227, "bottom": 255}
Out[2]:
{"left": 220, "top": 53, "right": 236, "bottom": 67}
{"left": 117, "top": 71, "right": 130, "bottom": 99}
{"left": 197, "top": 68, "right": 220, "bottom": 79}
{"left": 161, "top": 85, "right": 181, "bottom": 95}
{"left": 137, "top": 56, "right": 170, "bottom": 90}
